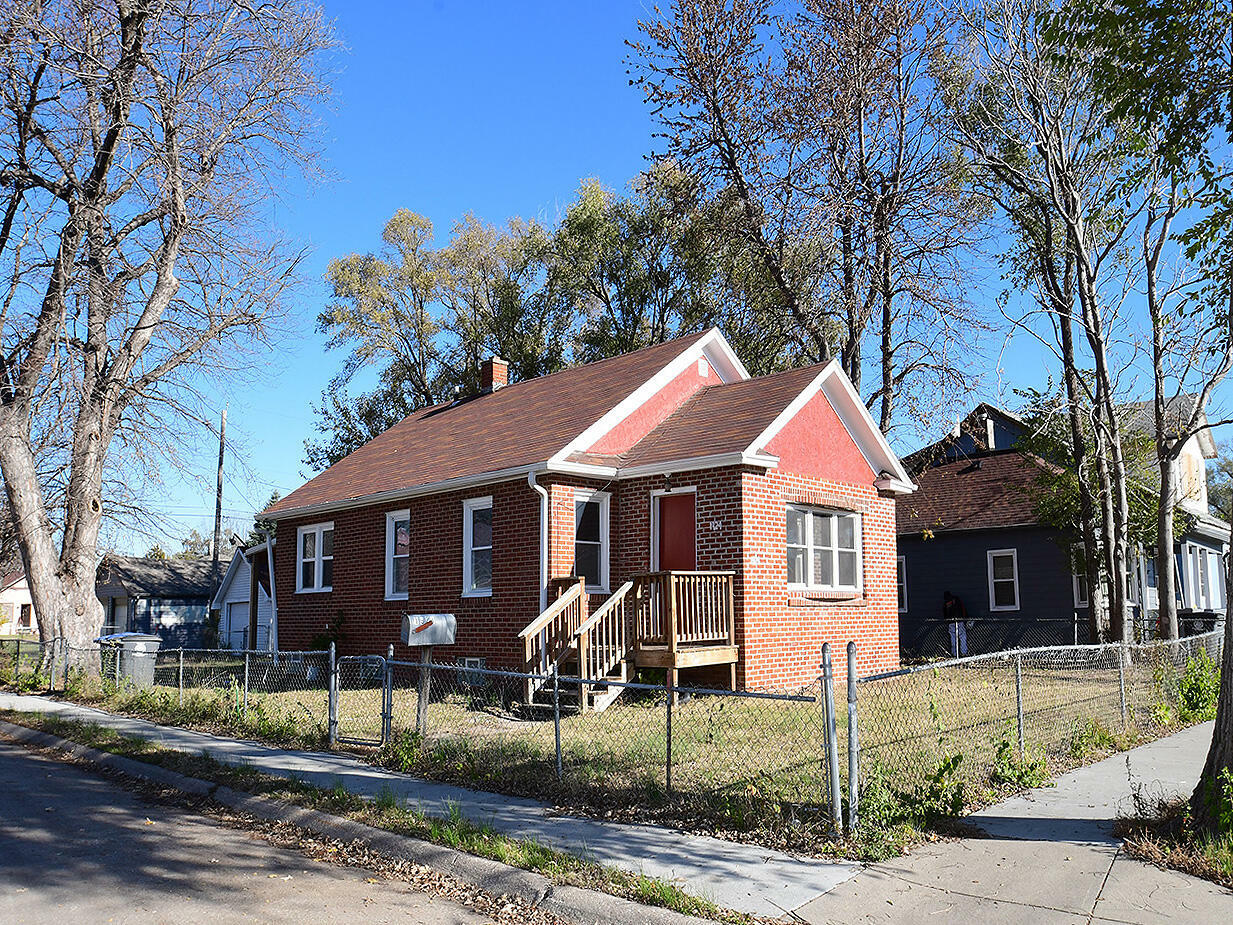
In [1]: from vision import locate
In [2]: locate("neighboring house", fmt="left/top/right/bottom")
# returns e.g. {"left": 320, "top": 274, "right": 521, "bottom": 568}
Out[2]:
{"left": 95, "top": 555, "right": 218, "bottom": 647}
{"left": 263, "top": 329, "right": 915, "bottom": 694}
{"left": 898, "top": 403, "right": 1228, "bottom": 656}
{"left": 0, "top": 570, "right": 34, "bottom": 636}
{"left": 212, "top": 541, "right": 276, "bottom": 651}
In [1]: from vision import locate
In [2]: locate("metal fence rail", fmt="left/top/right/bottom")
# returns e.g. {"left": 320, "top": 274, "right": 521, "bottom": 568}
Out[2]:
{"left": 0, "top": 628, "right": 1223, "bottom": 842}
{"left": 854, "top": 631, "right": 1224, "bottom": 801}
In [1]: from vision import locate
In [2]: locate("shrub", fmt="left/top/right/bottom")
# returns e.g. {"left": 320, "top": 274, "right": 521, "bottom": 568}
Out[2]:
{"left": 1178, "top": 649, "right": 1220, "bottom": 723}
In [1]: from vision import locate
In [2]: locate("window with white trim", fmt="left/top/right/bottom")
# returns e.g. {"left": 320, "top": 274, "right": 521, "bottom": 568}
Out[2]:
{"left": 1071, "top": 545, "right": 1088, "bottom": 608}
{"left": 462, "top": 496, "right": 493, "bottom": 596}
{"left": 786, "top": 506, "right": 861, "bottom": 592}
{"left": 385, "top": 510, "right": 410, "bottom": 600}
{"left": 574, "top": 490, "right": 610, "bottom": 591}
{"left": 297, "top": 522, "right": 333, "bottom": 592}
{"left": 987, "top": 549, "right": 1020, "bottom": 611}
{"left": 896, "top": 556, "right": 907, "bottom": 613}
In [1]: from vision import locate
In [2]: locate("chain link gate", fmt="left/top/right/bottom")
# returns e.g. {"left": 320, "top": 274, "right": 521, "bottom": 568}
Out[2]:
{"left": 335, "top": 654, "right": 391, "bottom": 746}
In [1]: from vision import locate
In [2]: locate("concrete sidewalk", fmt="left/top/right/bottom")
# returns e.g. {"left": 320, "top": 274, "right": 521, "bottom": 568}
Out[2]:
{"left": 796, "top": 721, "right": 1232, "bottom": 923}
{"left": 0, "top": 693, "right": 857, "bottom": 919}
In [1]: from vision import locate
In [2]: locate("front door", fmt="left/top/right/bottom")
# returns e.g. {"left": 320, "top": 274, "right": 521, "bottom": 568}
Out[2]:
{"left": 657, "top": 492, "right": 696, "bottom": 571}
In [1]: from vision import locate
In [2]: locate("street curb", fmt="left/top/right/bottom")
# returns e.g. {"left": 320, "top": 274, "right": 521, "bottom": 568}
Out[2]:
{"left": 0, "top": 717, "right": 718, "bottom": 925}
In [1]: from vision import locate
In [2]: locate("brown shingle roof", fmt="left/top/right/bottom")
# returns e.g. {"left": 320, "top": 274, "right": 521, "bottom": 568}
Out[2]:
{"left": 607, "top": 364, "right": 826, "bottom": 469}
{"left": 267, "top": 332, "right": 711, "bottom": 516}
{"left": 897, "top": 452, "right": 1046, "bottom": 535}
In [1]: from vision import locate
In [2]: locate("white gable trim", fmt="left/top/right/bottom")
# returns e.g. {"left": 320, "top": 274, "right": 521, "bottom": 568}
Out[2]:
{"left": 550, "top": 328, "right": 749, "bottom": 465}
{"left": 211, "top": 548, "right": 247, "bottom": 611}
{"left": 743, "top": 360, "right": 915, "bottom": 494}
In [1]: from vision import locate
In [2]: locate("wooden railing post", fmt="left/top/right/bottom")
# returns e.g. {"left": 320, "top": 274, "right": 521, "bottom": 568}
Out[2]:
{"left": 667, "top": 572, "right": 679, "bottom": 698}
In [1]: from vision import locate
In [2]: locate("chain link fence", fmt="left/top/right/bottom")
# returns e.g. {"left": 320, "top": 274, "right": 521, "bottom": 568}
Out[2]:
{"left": 854, "top": 630, "right": 1224, "bottom": 800}
{"left": 328, "top": 656, "right": 840, "bottom": 836}
{"left": 0, "top": 638, "right": 330, "bottom": 743}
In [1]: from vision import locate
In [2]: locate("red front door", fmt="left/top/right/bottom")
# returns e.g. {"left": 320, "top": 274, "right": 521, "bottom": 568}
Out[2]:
{"left": 657, "top": 493, "right": 696, "bottom": 570}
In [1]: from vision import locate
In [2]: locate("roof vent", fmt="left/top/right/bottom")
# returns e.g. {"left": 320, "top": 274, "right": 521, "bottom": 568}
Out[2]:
{"left": 481, "top": 356, "right": 509, "bottom": 393}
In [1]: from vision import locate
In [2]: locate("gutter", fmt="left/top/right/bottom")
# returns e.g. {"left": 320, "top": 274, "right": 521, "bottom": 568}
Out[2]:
{"left": 528, "top": 471, "right": 549, "bottom": 612}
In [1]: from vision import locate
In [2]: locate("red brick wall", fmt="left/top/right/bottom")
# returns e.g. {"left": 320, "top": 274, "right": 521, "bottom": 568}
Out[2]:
{"left": 739, "top": 469, "right": 900, "bottom": 690}
{"left": 274, "top": 464, "right": 901, "bottom": 689}
{"left": 273, "top": 477, "right": 540, "bottom": 668}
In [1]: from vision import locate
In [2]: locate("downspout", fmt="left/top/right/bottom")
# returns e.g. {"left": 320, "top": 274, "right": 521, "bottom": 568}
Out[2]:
{"left": 261, "top": 530, "right": 278, "bottom": 652}
{"left": 528, "top": 470, "right": 549, "bottom": 611}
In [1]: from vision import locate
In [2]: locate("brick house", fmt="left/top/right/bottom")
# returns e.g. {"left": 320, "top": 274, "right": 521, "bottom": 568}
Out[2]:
{"left": 264, "top": 329, "right": 914, "bottom": 693}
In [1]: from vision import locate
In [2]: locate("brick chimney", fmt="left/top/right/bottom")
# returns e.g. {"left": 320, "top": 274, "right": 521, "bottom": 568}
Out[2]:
{"left": 480, "top": 356, "right": 509, "bottom": 393}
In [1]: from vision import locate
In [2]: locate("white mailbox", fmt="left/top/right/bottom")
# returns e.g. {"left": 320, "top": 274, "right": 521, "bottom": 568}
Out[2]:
{"left": 401, "top": 613, "right": 457, "bottom": 648}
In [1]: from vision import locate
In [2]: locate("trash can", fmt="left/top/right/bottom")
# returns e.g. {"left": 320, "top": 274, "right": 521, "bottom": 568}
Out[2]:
{"left": 95, "top": 632, "right": 162, "bottom": 688}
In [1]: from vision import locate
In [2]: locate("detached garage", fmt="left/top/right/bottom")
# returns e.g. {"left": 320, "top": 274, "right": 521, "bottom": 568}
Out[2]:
{"left": 212, "top": 541, "right": 275, "bottom": 651}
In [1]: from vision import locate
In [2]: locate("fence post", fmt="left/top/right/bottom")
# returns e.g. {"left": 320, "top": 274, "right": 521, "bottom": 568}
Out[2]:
{"left": 821, "top": 643, "right": 843, "bottom": 836}
{"left": 552, "top": 665, "right": 563, "bottom": 781}
{"left": 178, "top": 648, "right": 184, "bottom": 706}
{"left": 114, "top": 642, "right": 121, "bottom": 687}
{"left": 1015, "top": 654, "right": 1025, "bottom": 759}
{"left": 1118, "top": 643, "right": 1128, "bottom": 729}
{"left": 14, "top": 638, "right": 20, "bottom": 688}
{"left": 415, "top": 647, "right": 433, "bottom": 737}
{"left": 327, "top": 642, "right": 338, "bottom": 748}
{"left": 846, "top": 641, "right": 859, "bottom": 838}
{"left": 62, "top": 640, "right": 70, "bottom": 690}
{"left": 243, "top": 651, "right": 250, "bottom": 716}
{"left": 665, "top": 670, "right": 674, "bottom": 796}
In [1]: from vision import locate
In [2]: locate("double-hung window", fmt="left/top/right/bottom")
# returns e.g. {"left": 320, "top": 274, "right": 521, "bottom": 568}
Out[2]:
{"left": 297, "top": 522, "right": 334, "bottom": 592}
{"left": 1071, "top": 545, "right": 1089, "bottom": 608}
{"left": 987, "top": 549, "right": 1020, "bottom": 611}
{"left": 786, "top": 506, "right": 861, "bottom": 592}
{"left": 462, "top": 496, "right": 493, "bottom": 596}
{"left": 896, "top": 556, "right": 907, "bottom": 612}
{"left": 574, "top": 489, "right": 610, "bottom": 591}
{"left": 385, "top": 510, "right": 410, "bottom": 600}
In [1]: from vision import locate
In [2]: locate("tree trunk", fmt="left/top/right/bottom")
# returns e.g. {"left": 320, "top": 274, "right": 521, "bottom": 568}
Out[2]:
{"left": 1190, "top": 519, "right": 1233, "bottom": 832}
{"left": 1158, "top": 455, "right": 1180, "bottom": 640}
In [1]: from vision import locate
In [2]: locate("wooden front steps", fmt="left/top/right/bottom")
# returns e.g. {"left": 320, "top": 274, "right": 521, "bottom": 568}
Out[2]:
{"left": 519, "top": 570, "right": 739, "bottom": 713}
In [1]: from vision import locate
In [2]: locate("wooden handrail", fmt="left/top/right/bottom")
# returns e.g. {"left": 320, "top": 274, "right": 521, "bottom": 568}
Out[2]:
{"left": 574, "top": 580, "right": 634, "bottom": 639}
{"left": 518, "top": 581, "right": 584, "bottom": 639}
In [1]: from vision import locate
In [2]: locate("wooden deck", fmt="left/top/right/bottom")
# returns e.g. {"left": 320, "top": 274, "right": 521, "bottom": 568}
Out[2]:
{"left": 519, "top": 570, "right": 739, "bottom": 710}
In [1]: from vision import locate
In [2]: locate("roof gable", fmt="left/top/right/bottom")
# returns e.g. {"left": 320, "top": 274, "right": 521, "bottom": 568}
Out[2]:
{"left": 898, "top": 452, "right": 1045, "bottom": 535}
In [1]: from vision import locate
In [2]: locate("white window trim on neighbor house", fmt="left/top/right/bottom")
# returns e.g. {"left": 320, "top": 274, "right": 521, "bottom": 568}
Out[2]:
{"left": 987, "top": 548, "right": 1020, "bottom": 612}
{"left": 385, "top": 509, "right": 410, "bottom": 601}
{"left": 786, "top": 505, "right": 863, "bottom": 593}
{"left": 896, "top": 555, "right": 907, "bottom": 613}
{"left": 1071, "top": 544, "right": 1089, "bottom": 608}
{"left": 296, "top": 522, "right": 334, "bottom": 593}
{"left": 573, "top": 488, "right": 611, "bottom": 593}
{"left": 462, "top": 495, "right": 494, "bottom": 598}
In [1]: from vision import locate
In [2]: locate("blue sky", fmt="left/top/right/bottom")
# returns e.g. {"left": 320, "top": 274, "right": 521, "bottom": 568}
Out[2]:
{"left": 107, "top": 0, "right": 1123, "bottom": 553}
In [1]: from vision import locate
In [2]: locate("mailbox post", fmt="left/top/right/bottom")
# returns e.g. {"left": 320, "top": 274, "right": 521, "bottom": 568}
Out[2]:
{"left": 402, "top": 614, "right": 456, "bottom": 737}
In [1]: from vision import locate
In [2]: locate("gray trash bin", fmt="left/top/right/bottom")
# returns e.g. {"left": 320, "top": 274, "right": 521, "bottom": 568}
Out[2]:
{"left": 96, "top": 633, "right": 162, "bottom": 688}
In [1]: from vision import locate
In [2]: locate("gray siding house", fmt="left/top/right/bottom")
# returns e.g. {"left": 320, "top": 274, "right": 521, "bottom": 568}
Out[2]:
{"left": 95, "top": 555, "right": 218, "bottom": 647}
{"left": 898, "top": 404, "right": 1227, "bottom": 657}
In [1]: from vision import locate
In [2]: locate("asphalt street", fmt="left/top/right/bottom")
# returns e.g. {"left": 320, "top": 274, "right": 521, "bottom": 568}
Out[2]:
{"left": 0, "top": 738, "right": 501, "bottom": 924}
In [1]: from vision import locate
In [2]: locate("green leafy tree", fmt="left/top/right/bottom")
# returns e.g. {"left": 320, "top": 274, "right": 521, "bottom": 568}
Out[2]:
{"left": 1045, "top": 0, "right": 1233, "bottom": 837}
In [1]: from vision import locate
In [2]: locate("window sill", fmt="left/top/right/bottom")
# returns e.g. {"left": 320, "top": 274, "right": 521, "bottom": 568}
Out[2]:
{"left": 385, "top": 593, "right": 409, "bottom": 603}
{"left": 789, "top": 591, "right": 863, "bottom": 606}
{"left": 296, "top": 587, "right": 332, "bottom": 595}
{"left": 989, "top": 606, "right": 1020, "bottom": 613}
{"left": 461, "top": 589, "right": 493, "bottom": 599}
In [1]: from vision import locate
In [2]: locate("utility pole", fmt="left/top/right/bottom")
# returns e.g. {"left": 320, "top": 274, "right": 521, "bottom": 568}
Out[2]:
{"left": 211, "top": 407, "right": 227, "bottom": 601}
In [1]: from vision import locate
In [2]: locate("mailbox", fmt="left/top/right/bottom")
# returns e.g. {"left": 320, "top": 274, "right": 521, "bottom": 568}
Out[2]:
{"left": 401, "top": 613, "right": 457, "bottom": 648}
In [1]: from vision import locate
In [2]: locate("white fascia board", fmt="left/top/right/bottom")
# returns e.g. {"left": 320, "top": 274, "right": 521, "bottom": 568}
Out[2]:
{"left": 549, "top": 328, "right": 749, "bottom": 466}
{"left": 264, "top": 464, "right": 539, "bottom": 522}
{"left": 546, "top": 451, "right": 777, "bottom": 482}
{"left": 742, "top": 361, "right": 915, "bottom": 491}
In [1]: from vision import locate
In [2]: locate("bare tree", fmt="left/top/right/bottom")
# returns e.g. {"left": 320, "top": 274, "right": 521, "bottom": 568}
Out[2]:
{"left": 942, "top": 0, "right": 1152, "bottom": 641}
{"left": 630, "top": 0, "right": 985, "bottom": 435}
{"left": 0, "top": 0, "right": 335, "bottom": 656}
